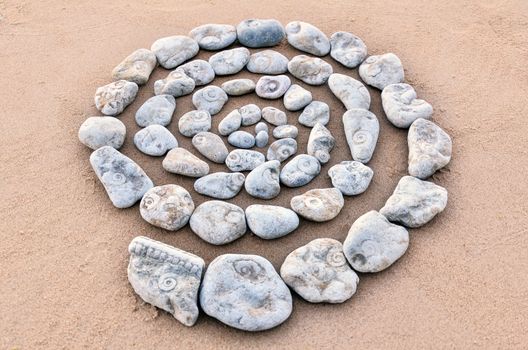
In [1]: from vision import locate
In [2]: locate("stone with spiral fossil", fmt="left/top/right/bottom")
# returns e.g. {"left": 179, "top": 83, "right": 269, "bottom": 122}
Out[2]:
{"left": 359, "top": 53, "right": 404, "bottom": 90}
{"left": 342, "top": 108, "right": 379, "bottom": 163}
{"left": 189, "top": 23, "right": 237, "bottom": 50}
{"left": 287, "top": 55, "right": 333, "bottom": 85}
{"left": 244, "top": 160, "right": 281, "bottom": 199}
{"left": 209, "top": 47, "right": 250, "bottom": 75}
{"left": 329, "top": 31, "right": 368, "bottom": 68}
{"left": 175, "top": 59, "right": 215, "bottom": 86}
{"left": 135, "top": 95, "right": 176, "bottom": 127}
{"left": 307, "top": 122, "right": 335, "bottom": 164}
{"left": 298, "top": 101, "right": 330, "bottom": 127}
{"left": 290, "top": 188, "right": 344, "bottom": 222}
{"left": 381, "top": 83, "right": 433, "bottom": 128}
{"left": 191, "top": 85, "right": 228, "bottom": 115}
{"left": 192, "top": 131, "right": 229, "bottom": 163}
{"left": 255, "top": 75, "right": 291, "bottom": 99}
{"left": 154, "top": 70, "right": 196, "bottom": 97}
{"left": 279, "top": 154, "right": 321, "bottom": 187}
{"left": 194, "top": 172, "right": 245, "bottom": 199}
{"left": 285, "top": 21, "right": 330, "bottom": 56}
{"left": 272, "top": 124, "right": 298, "bottom": 139}
{"left": 267, "top": 138, "right": 297, "bottom": 162}
{"left": 328, "top": 161, "right": 373, "bottom": 196}
{"left": 162, "top": 148, "right": 209, "bottom": 178}
{"left": 189, "top": 201, "right": 247, "bottom": 245}
{"left": 246, "top": 49, "right": 289, "bottom": 74}
{"left": 178, "top": 110, "right": 211, "bottom": 137}
{"left": 261, "top": 106, "right": 287, "bottom": 126}
{"left": 94, "top": 80, "right": 138, "bottom": 116}
{"left": 225, "top": 149, "right": 265, "bottom": 172}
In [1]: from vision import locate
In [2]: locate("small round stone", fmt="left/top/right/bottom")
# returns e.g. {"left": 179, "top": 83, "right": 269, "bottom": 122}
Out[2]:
{"left": 290, "top": 188, "right": 344, "bottom": 222}
{"left": 328, "top": 73, "right": 371, "bottom": 110}
{"left": 359, "top": 53, "right": 404, "bottom": 90}
{"left": 178, "top": 110, "right": 212, "bottom": 137}
{"left": 267, "top": 138, "right": 297, "bottom": 162}
{"left": 112, "top": 48, "right": 157, "bottom": 85}
{"left": 280, "top": 154, "right": 320, "bottom": 187}
{"left": 94, "top": 80, "right": 138, "bottom": 116}
{"left": 189, "top": 201, "right": 246, "bottom": 245}
{"left": 240, "top": 104, "right": 262, "bottom": 126}
{"left": 150, "top": 35, "right": 199, "bottom": 69}
{"left": 245, "top": 160, "right": 281, "bottom": 199}
{"left": 175, "top": 59, "right": 215, "bottom": 86}
{"left": 135, "top": 95, "right": 176, "bottom": 127}
{"left": 381, "top": 83, "right": 433, "bottom": 128}
{"left": 328, "top": 161, "right": 373, "bottom": 195}
{"left": 194, "top": 172, "right": 245, "bottom": 199}
{"left": 189, "top": 23, "right": 237, "bottom": 50}
{"left": 342, "top": 109, "right": 380, "bottom": 164}
{"left": 285, "top": 21, "right": 330, "bottom": 56}
{"left": 154, "top": 70, "right": 196, "bottom": 97}
{"left": 221, "top": 79, "right": 256, "bottom": 96}
{"left": 225, "top": 149, "right": 265, "bottom": 172}
{"left": 283, "top": 84, "right": 312, "bottom": 111}
{"left": 228, "top": 131, "right": 255, "bottom": 149}
{"left": 262, "top": 106, "right": 287, "bottom": 126}
{"left": 209, "top": 47, "right": 250, "bottom": 75}
{"left": 247, "top": 50, "right": 289, "bottom": 74}
{"left": 192, "top": 131, "right": 228, "bottom": 163}
{"left": 287, "top": 55, "right": 333, "bottom": 85}
{"left": 134, "top": 125, "right": 178, "bottom": 156}
{"left": 218, "top": 109, "right": 242, "bottom": 136}
{"left": 255, "top": 75, "right": 291, "bottom": 99}
{"left": 273, "top": 125, "right": 298, "bottom": 139}
{"left": 236, "top": 19, "right": 285, "bottom": 48}
{"left": 307, "top": 123, "right": 335, "bottom": 164}
{"left": 162, "top": 148, "right": 209, "bottom": 178}
{"left": 329, "top": 31, "right": 368, "bottom": 68}
{"left": 255, "top": 131, "right": 269, "bottom": 148}
{"left": 78, "top": 116, "right": 126, "bottom": 150}
{"left": 255, "top": 122, "right": 268, "bottom": 134}
{"left": 299, "top": 101, "right": 330, "bottom": 127}
{"left": 192, "top": 86, "right": 228, "bottom": 115}
{"left": 245, "top": 205, "right": 299, "bottom": 239}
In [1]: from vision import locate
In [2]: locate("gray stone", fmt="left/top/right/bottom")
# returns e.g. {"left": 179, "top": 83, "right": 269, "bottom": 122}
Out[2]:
{"left": 175, "top": 59, "right": 215, "bottom": 86}
{"left": 255, "top": 131, "right": 269, "bottom": 148}
{"left": 262, "top": 106, "right": 287, "bottom": 126}
{"left": 273, "top": 125, "right": 298, "bottom": 139}
{"left": 178, "top": 110, "right": 211, "bottom": 137}
{"left": 408, "top": 118, "right": 452, "bottom": 179}
{"left": 135, "top": 95, "right": 176, "bottom": 127}
{"left": 192, "top": 86, "right": 228, "bottom": 115}
{"left": 343, "top": 211, "right": 409, "bottom": 273}
{"left": 189, "top": 23, "right": 237, "bottom": 50}
{"left": 221, "top": 78, "right": 256, "bottom": 96}
{"left": 236, "top": 19, "right": 285, "bottom": 48}
{"left": 329, "top": 31, "right": 368, "bottom": 68}
{"left": 78, "top": 116, "right": 126, "bottom": 150}
{"left": 246, "top": 205, "right": 299, "bottom": 239}
{"left": 209, "top": 47, "right": 250, "bottom": 75}
{"left": 255, "top": 121, "right": 268, "bottom": 134}
{"left": 328, "top": 161, "right": 373, "bottom": 196}
{"left": 112, "top": 48, "right": 157, "bottom": 85}
{"left": 285, "top": 21, "right": 330, "bottom": 56}
{"left": 94, "top": 80, "right": 138, "bottom": 116}
{"left": 245, "top": 160, "right": 281, "bottom": 199}
{"left": 307, "top": 123, "right": 335, "bottom": 164}
{"left": 328, "top": 73, "right": 371, "bottom": 110}
{"left": 298, "top": 101, "right": 330, "bottom": 127}
{"left": 200, "top": 254, "right": 292, "bottom": 331}
{"left": 247, "top": 50, "right": 289, "bottom": 74}
{"left": 280, "top": 238, "right": 359, "bottom": 303}
{"left": 194, "top": 172, "right": 245, "bottom": 199}
{"left": 359, "top": 53, "right": 404, "bottom": 90}
{"left": 134, "top": 125, "right": 178, "bottom": 156}
{"left": 290, "top": 188, "right": 344, "bottom": 222}
{"left": 240, "top": 104, "right": 262, "bottom": 126}
{"left": 218, "top": 109, "right": 242, "bottom": 136}
{"left": 267, "top": 138, "right": 297, "bottom": 162}
{"left": 255, "top": 75, "right": 291, "bottom": 99}
{"left": 139, "top": 185, "right": 194, "bottom": 231}
{"left": 283, "top": 84, "right": 312, "bottom": 111}
{"left": 192, "top": 131, "right": 228, "bottom": 163}
{"left": 381, "top": 83, "right": 433, "bottom": 128}
{"left": 90, "top": 146, "right": 153, "bottom": 208}
{"left": 342, "top": 109, "right": 380, "bottom": 163}
{"left": 154, "top": 70, "right": 195, "bottom": 97}
{"left": 150, "top": 35, "right": 199, "bottom": 69}
{"left": 225, "top": 149, "right": 265, "bottom": 172}
{"left": 189, "top": 201, "right": 246, "bottom": 245}
{"left": 162, "top": 148, "right": 209, "bottom": 178}
{"left": 380, "top": 176, "right": 448, "bottom": 228}
{"left": 280, "top": 154, "right": 320, "bottom": 187}
{"left": 287, "top": 55, "right": 333, "bottom": 85}
{"left": 128, "top": 236, "right": 204, "bottom": 326}
{"left": 228, "top": 131, "right": 255, "bottom": 149}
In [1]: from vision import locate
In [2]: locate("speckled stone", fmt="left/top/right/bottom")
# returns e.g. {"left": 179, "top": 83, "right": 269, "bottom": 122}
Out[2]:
{"left": 236, "top": 19, "right": 285, "bottom": 48}
{"left": 192, "top": 86, "right": 228, "bottom": 116}
{"left": 189, "top": 23, "right": 237, "bottom": 50}
{"left": 342, "top": 109, "right": 380, "bottom": 163}
{"left": 273, "top": 125, "right": 298, "bottom": 139}
{"left": 255, "top": 122, "right": 269, "bottom": 134}
{"left": 328, "top": 161, "right": 373, "bottom": 195}
{"left": 240, "top": 104, "right": 262, "bottom": 126}
{"left": 287, "top": 55, "right": 333, "bottom": 85}
{"left": 221, "top": 79, "right": 256, "bottom": 96}
{"left": 359, "top": 53, "right": 404, "bottom": 90}
{"left": 218, "top": 109, "right": 242, "bottom": 136}
{"left": 299, "top": 101, "right": 330, "bottom": 127}
{"left": 78, "top": 116, "right": 126, "bottom": 150}
{"left": 381, "top": 83, "right": 433, "bottom": 128}
{"left": 329, "top": 31, "right": 368, "bottom": 68}
{"left": 247, "top": 50, "right": 289, "bottom": 74}
{"left": 245, "top": 205, "right": 299, "bottom": 239}
{"left": 139, "top": 185, "right": 194, "bottom": 231}
{"left": 175, "top": 59, "right": 215, "bottom": 86}
{"left": 225, "top": 149, "right": 265, "bottom": 172}
{"left": 162, "top": 148, "right": 209, "bottom": 178}
{"left": 290, "top": 188, "right": 344, "bottom": 222}
{"left": 228, "top": 131, "right": 255, "bottom": 149}
{"left": 112, "top": 48, "right": 157, "bottom": 85}
{"left": 178, "top": 110, "right": 212, "bottom": 137}
{"left": 307, "top": 123, "right": 335, "bottom": 164}
{"left": 194, "top": 172, "right": 245, "bottom": 199}
{"left": 154, "top": 70, "right": 195, "bottom": 97}
{"left": 209, "top": 47, "right": 250, "bottom": 75}
{"left": 328, "top": 73, "right": 371, "bottom": 110}
{"left": 192, "top": 131, "right": 229, "bottom": 163}
{"left": 285, "top": 21, "right": 330, "bottom": 56}
{"left": 150, "top": 35, "right": 199, "bottom": 69}
{"left": 255, "top": 131, "right": 269, "bottom": 148}
{"left": 262, "top": 106, "right": 287, "bottom": 126}
{"left": 255, "top": 75, "right": 291, "bottom": 99}
{"left": 135, "top": 95, "right": 176, "bottom": 127}
{"left": 134, "top": 125, "right": 178, "bottom": 156}
{"left": 280, "top": 154, "right": 320, "bottom": 187}
{"left": 283, "top": 84, "right": 312, "bottom": 111}
{"left": 245, "top": 160, "right": 281, "bottom": 199}
{"left": 267, "top": 138, "right": 297, "bottom": 162}
{"left": 190, "top": 201, "right": 246, "bottom": 245}
{"left": 94, "top": 80, "right": 138, "bottom": 116}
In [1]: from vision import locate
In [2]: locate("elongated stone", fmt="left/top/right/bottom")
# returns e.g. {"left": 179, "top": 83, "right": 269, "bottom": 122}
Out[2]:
{"left": 273, "top": 125, "right": 298, "bottom": 139}
{"left": 178, "top": 110, "right": 211, "bottom": 137}
{"left": 192, "top": 86, "right": 228, "bottom": 115}
{"left": 408, "top": 118, "right": 452, "bottom": 179}
{"left": 209, "top": 47, "right": 250, "bottom": 75}
{"left": 307, "top": 123, "right": 335, "bottom": 164}
{"left": 328, "top": 73, "right": 371, "bottom": 110}
{"left": 280, "top": 154, "right": 320, "bottom": 187}
{"left": 245, "top": 205, "right": 299, "bottom": 239}
{"left": 128, "top": 236, "right": 204, "bottom": 326}
{"left": 175, "top": 59, "right": 215, "bottom": 86}
{"left": 154, "top": 70, "right": 195, "bottom": 97}
{"left": 240, "top": 104, "right": 262, "bottom": 126}
{"left": 162, "top": 148, "right": 209, "bottom": 178}
{"left": 190, "top": 201, "right": 246, "bottom": 245}
{"left": 280, "top": 238, "right": 359, "bottom": 303}
{"left": 255, "top": 131, "right": 269, "bottom": 148}
{"left": 359, "top": 53, "right": 404, "bottom": 90}
{"left": 245, "top": 160, "right": 281, "bottom": 199}
{"left": 94, "top": 80, "right": 138, "bottom": 116}
{"left": 267, "top": 138, "right": 297, "bottom": 162}
{"left": 189, "top": 23, "right": 237, "bottom": 50}
{"left": 135, "top": 95, "right": 176, "bottom": 127}
{"left": 329, "top": 32, "right": 367, "bottom": 68}
{"left": 299, "top": 101, "right": 330, "bottom": 127}
{"left": 287, "top": 55, "right": 333, "bottom": 85}
{"left": 90, "top": 146, "right": 153, "bottom": 208}
{"left": 342, "top": 109, "right": 379, "bottom": 163}
{"left": 262, "top": 106, "right": 287, "bottom": 126}
{"left": 236, "top": 19, "right": 285, "bottom": 48}
{"left": 139, "top": 185, "right": 194, "bottom": 231}
{"left": 151, "top": 35, "right": 199, "bottom": 69}
{"left": 290, "top": 188, "right": 344, "bottom": 222}
{"left": 225, "top": 149, "right": 265, "bottom": 172}
{"left": 381, "top": 83, "right": 433, "bottom": 128}
{"left": 78, "top": 116, "right": 126, "bottom": 150}
{"left": 283, "top": 84, "right": 312, "bottom": 111}
{"left": 221, "top": 78, "right": 255, "bottom": 96}
{"left": 228, "top": 131, "right": 255, "bottom": 149}
{"left": 134, "top": 125, "right": 178, "bottom": 156}
{"left": 218, "top": 109, "right": 242, "bottom": 136}
{"left": 192, "top": 131, "right": 228, "bottom": 163}
{"left": 247, "top": 50, "right": 289, "bottom": 74}
{"left": 255, "top": 122, "right": 268, "bottom": 134}
{"left": 194, "top": 172, "right": 245, "bottom": 199}
{"left": 285, "top": 21, "right": 330, "bottom": 56}
{"left": 255, "top": 75, "right": 291, "bottom": 99}
{"left": 112, "top": 48, "right": 157, "bottom": 85}
{"left": 328, "top": 161, "right": 373, "bottom": 195}
{"left": 380, "top": 176, "right": 448, "bottom": 228}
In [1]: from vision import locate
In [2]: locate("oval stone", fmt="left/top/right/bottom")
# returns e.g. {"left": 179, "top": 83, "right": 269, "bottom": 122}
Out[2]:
{"left": 255, "top": 131, "right": 269, "bottom": 148}
{"left": 290, "top": 188, "right": 344, "bottom": 222}
{"left": 329, "top": 31, "right": 368, "bottom": 68}
{"left": 135, "top": 95, "right": 176, "bottom": 127}
{"left": 246, "top": 205, "right": 299, "bottom": 239}
{"left": 262, "top": 106, "right": 287, "bottom": 126}
{"left": 255, "top": 75, "right": 291, "bottom": 99}
{"left": 178, "top": 110, "right": 212, "bottom": 137}
{"left": 359, "top": 53, "right": 404, "bottom": 90}
{"left": 280, "top": 154, "right": 320, "bottom": 187}
{"left": 150, "top": 35, "right": 199, "bottom": 69}
{"left": 236, "top": 19, "right": 285, "bottom": 48}
{"left": 221, "top": 78, "right": 256, "bottom": 96}
{"left": 78, "top": 116, "right": 126, "bottom": 150}
{"left": 134, "top": 125, "right": 178, "bottom": 156}
{"left": 218, "top": 109, "right": 242, "bottom": 136}
{"left": 139, "top": 185, "right": 194, "bottom": 231}
{"left": 267, "top": 138, "right": 298, "bottom": 162}
{"left": 192, "top": 86, "right": 228, "bottom": 115}
{"left": 225, "top": 149, "right": 265, "bottom": 172}
{"left": 194, "top": 172, "right": 245, "bottom": 199}
{"left": 228, "top": 130, "right": 255, "bottom": 149}
{"left": 285, "top": 21, "right": 330, "bottom": 56}
{"left": 342, "top": 109, "right": 380, "bottom": 163}
{"left": 189, "top": 201, "right": 246, "bottom": 245}
{"left": 255, "top": 122, "right": 269, "bottom": 134}
{"left": 287, "top": 55, "right": 333, "bottom": 85}
{"left": 273, "top": 124, "right": 298, "bottom": 139}
{"left": 283, "top": 84, "right": 312, "bottom": 111}
{"left": 299, "top": 101, "right": 330, "bottom": 127}
{"left": 247, "top": 50, "right": 289, "bottom": 74}
{"left": 240, "top": 104, "right": 262, "bottom": 126}
{"left": 162, "top": 148, "right": 209, "bottom": 178}
{"left": 192, "top": 131, "right": 228, "bottom": 163}
{"left": 209, "top": 47, "right": 250, "bottom": 75}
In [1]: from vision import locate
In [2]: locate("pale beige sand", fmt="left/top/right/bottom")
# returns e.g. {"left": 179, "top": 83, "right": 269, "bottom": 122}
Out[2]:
{"left": 1, "top": 0, "right": 527, "bottom": 348}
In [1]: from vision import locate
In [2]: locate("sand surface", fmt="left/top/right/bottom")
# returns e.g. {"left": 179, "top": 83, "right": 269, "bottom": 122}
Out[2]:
{"left": 1, "top": 0, "right": 528, "bottom": 348}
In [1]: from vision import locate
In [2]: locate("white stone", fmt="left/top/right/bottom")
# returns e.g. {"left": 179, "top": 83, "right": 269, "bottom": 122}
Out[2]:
{"left": 247, "top": 50, "right": 289, "bottom": 74}
{"left": 245, "top": 160, "right": 281, "bottom": 199}
{"left": 192, "top": 86, "right": 228, "bottom": 116}
{"left": 328, "top": 161, "right": 373, "bottom": 196}
{"left": 267, "top": 138, "right": 297, "bottom": 162}
{"left": 342, "top": 109, "right": 380, "bottom": 163}
{"left": 151, "top": 35, "right": 199, "bottom": 69}
{"left": 178, "top": 110, "right": 211, "bottom": 137}
{"left": 273, "top": 125, "right": 298, "bottom": 139}
{"left": 217, "top": 109, "right": 242, "bottom": 136}
{"left": 381, "top": 83, "right": 433, "bottom": 128}
{"left": 280, "top": 154, "right": 320, "bottom": 187}
{"left": 135, "top": 95, "right": 176, "bottom": 127}
{"left": 245, "top": 205, "right": 299, "bottom": 239}
{"left": 189, "top": 23, "right": 237, "bottom": 50}
{"left": 283, "top": 84, "right": 312, "bottom": 111}
{"left": 192, "top": 132, "right": 228, "bottom": 163}
{"left": 255, "top": 75, "right": 291, "bottom": 99}
{"left": 194, "top": 172, "right": 245, "bottom": 199}
{"left": 290, "top": 188, "right": 344, "bottom": 222}
{"left": 139, "top": 185, "right": 194, "bottom": 231}
{"left": 94, "top": 80, "right": 138, "bottom": 116}
{"left": 134, "top": 125, "right": 178, "bottom": 156}
{"left": 154, "top": 70, "right": 195, "bottom": 97}
{"left": 162, "top": 148, "right": 209, "bottom": 178}
{"left": 329, "top": 31, "right": 367, "bottom": 68}
{"left": 255, "top": 131, "right": 269, "bottom": 148}
{"left": 359, "top": 53, "right": 404, "bottom": 90}
{"left": 225, "top": 149, "right": 265, "bottom": 172}
{"left": 221, "top": 79, "right": 255, "bottom": 96}
{"left": 190, "top": 201, "right": 246, "bottom": 245}
{"left": 328, "top": 73, "right": 371, "bottom": 110}
{"left": 240, "top": 104, "right": 262, "bottom": 126}
{"left": 175, "top": 59, "right": 215, "bottom": 86}
{"left": 228, "top": 131, "right": 255, "bottom": 149}
{"left": 298, "top": 101, "right": 330, "bottom": 127}
{"left": 287, "top": 55, "right": 333, "bottom": 85}
{"left": 262, "top": 106, "right": 287, "bottom": 126}
{"left": 285, "top": 21, "right": 330, "bottom": 56}
{"left": 209, "top": 47, "right": 250, "bottom": 75}
{"left": 112, "top": 48, "right": 157, "bottom": 85}
{"left": 307, "top": 123, "right": 335, "bottom": 164}
{"left": 78, "top": 116, "right": 126, "bottom": 150}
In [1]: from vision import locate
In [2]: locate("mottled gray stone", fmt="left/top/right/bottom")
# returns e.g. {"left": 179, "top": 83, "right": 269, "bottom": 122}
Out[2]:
{"left": 255, "top": 131, "right": 269, "bottom": 148}
{"left": 236, "top": 19, "right": 285, "bottom": 48}
{"left": 328, "top": 73, "right": 371, "bottom": 110}
{"left": 221, "top": 79, "right": 256, "bottom": 96}
{"left": 247, "top": 50, "right": 289, "bottom": 74}
{"left": 128, "top": 236, "right": 204, "bottom": 326}
{"left": 342, "top": 109, "right": 380, "bottom": 163}
{"left": 162, "top": 148, "right": 209, "bottom": 178}
{"left": 200, "top": 254, "right": 292, "bottom": 331}
{"left": 112, "top": 48, "right": 157, "bottom": 85}
{"left": 246, "top": 205, "right": 299, "bottom": 239}
{"left": 380, "top": 176, "right": 448, "bottom": 228}
{"left": 134, "top": 125, "right": 178, "bottom": 156}
{"left": 240, "top": 104, "right": 262, "bottom": 126}
{"left": 307, "top": 123, "right": 335, "bottom": 164}
{"left": 273, "top": 125, "right": 298, "bottom": 139}
{"left": 225, "top": 149, "right": 265, "bottom": 172}
{"left": 139, "top": 185, "right": 194, "bottom": 231}
{"left": 280, "top": 238, "right": 359, "bottom": 303}
{"left": 150, "top": 35, "right": 199, "bottom": 69}
{"left": 189, "top": 23, "right": 237, "bottom": 50}
{"left": 329, "top": 31, "right": 367, "bottom": 68}
{"left": 255, "top": 122, "right": 268, "bottom": 134}
{"left": 359, "top": 53, "right": 404, "bottom": 90}
{"left": 194, "top": 172, "right": 245, "bottom": 199}
{"left": 228, "top": 131, "right": 255, "bottom": 149}
{"left": 283, "top": 84, "right": 312, "bottom": 111}
{"left": 262, "top": 106, "right": 287, "bottom": 126}
{"left": 90, "top": 146, "right": 153, "bottom": 208}
{"left": 245, "top": 160, "right": 281, "bottom": 199}
{"left": 192, "top": 131, "right": 228, "bottom": 163}
{"left": 135, "top": 95, "right": 176, "bottom": 127}
{"left": 287, "top": 55, "right": 333, "bottom": 85}
{"left": 299, "top": 101, "right": 330, "bottom": 127}
{"left": 192, "top": 86, "right": 228, "bottom": 115}
{"left": 154, "top": 70, "right": 196, "bottom": 97}
{"left": 209, "top": 47, "right": 250, "bottom": 75}
{"left": 255, "top": 75, "right": 291, "bottom": 99}
{"left": 328, "top": 161, "right": 373, "bottom": 196}
{"left": 290, "top": 188, "right": 344, "bottom": 222}
{"left": 94, "top": 80, "right": 138, "bottom": 116}
{"left": 218, "top": 109, "right": 242, "bottom": 136}
{"left": 190, "top": 201, "right": 246, "bottom": 245}
{"left": 285, "top": 21, "right": 330, "bottom": 56}
{"left": 280, "top": 154, "right": 320, "bottom": 187}
{"left": 408, "top": 118, "right": 452, "bottom": 179}
{"left": 381, "top": 83, "right": 433, "bottom": 128}
{"left": 178, "top": 110, "right": 212, "bottom": 137}
{"left": 267, "top": 138, "right": 297, "bottom": 162}
{"left": 175, "top": 59, "right": 215, "bottom": 86}
{"left": 78, "top": 116, "right": 126, "bottom": 150}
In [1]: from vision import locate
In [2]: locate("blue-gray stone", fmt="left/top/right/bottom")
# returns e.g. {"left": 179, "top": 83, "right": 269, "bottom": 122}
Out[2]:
{"left": 236, "top": 19, "right": 285, "bottom": 48}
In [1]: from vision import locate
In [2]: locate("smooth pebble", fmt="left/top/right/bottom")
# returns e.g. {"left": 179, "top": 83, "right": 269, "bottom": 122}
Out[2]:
{"left": 240, "top": 104, "right": 262, "bottom": 126}
{"left": 328, "top": 73, "right": 371, "bottom": 110}
{"left": 194, "top": 172, "right": 245, "bottom": 199}
{"left": 228, "top": 130, "right": 255, "bottom": 149}
{"left": 192, "top": 86, "right": 228, "bottom": 115}
{"left": 135, "top": 95, "right": 176, "bottom": 127}
{"left": 190, "top": 201, "right": 246, "bottom": 245}
{"left": 112, "top": 48, "right": 157, "bottom": 85}
{"left": 225, "top": 149, "right": 265, "bottom": 172}
{"left": 154, "top": 70, "right": 195, "bottom": 97}
{"left": 162, "top": 148, "right": 209, "bottom": 178}
{"left": 209, "top": 47, "right": 250, "bottom": 75}
{"left": 236, "top": 19, "right": 285, "bottom": 48}
{"left": 221, "top": 78, "right": 256, "bottom": 96}
{"left": 255, "top": 131, "right": 269, "bottom": 148}
{"left": 78, "top": 116, "right": 126, "bottom": 150}
{"left": 175, "top": 59, "right": 215, "bottom": 86}
{"left": 151, "top": 35, "right": 199, "bottom": 69}
{"left": 285, "top": 21, "right": 330, "bottom": 56}
{"left": 287, "top": 55, "right": 333, "bottom": 85}
{"left": 255, "top": 121, "right": 268, "bottom": 134}
{"left": 134, "top": 125, "right": 178, "bottom": 156}
{"left": 247, "top": 50, "right": 289, "bottom": 74}
{"left": 178, "top": 110, "right": 212, "bottom": 137}
{"left": 246, "top": 205, "right": 299, "bottom": 239}
{"left": 280, "top": 154, "right": 320, "bottom": 187}
{"left": 262, "top": 106, "right": 287, "bottom": 126}
{"left": 298, "top": 101, "right": 330, "bottom": 127}
{"left": 290, "top": 188, "right": 344, "bottom": 222}
{"left": 192, "top": 131, "right": 228, "bottom": 163}
{"left": 283, "top": 84, "right": 312, "bottom": 111}
{"left": 273, "top": 124, "right": 298, "bottom": 139}
{"left": 329, "top": 31, "right": 367, "bottom": 68}
{"left": 189, "top": 23, "right": 237, "bottom": 50}
{"left": 218, "top": 109, "right": 242, "bottom": 136}
{"left": 245, "top": 160, "right": 281, "bottom": 199}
